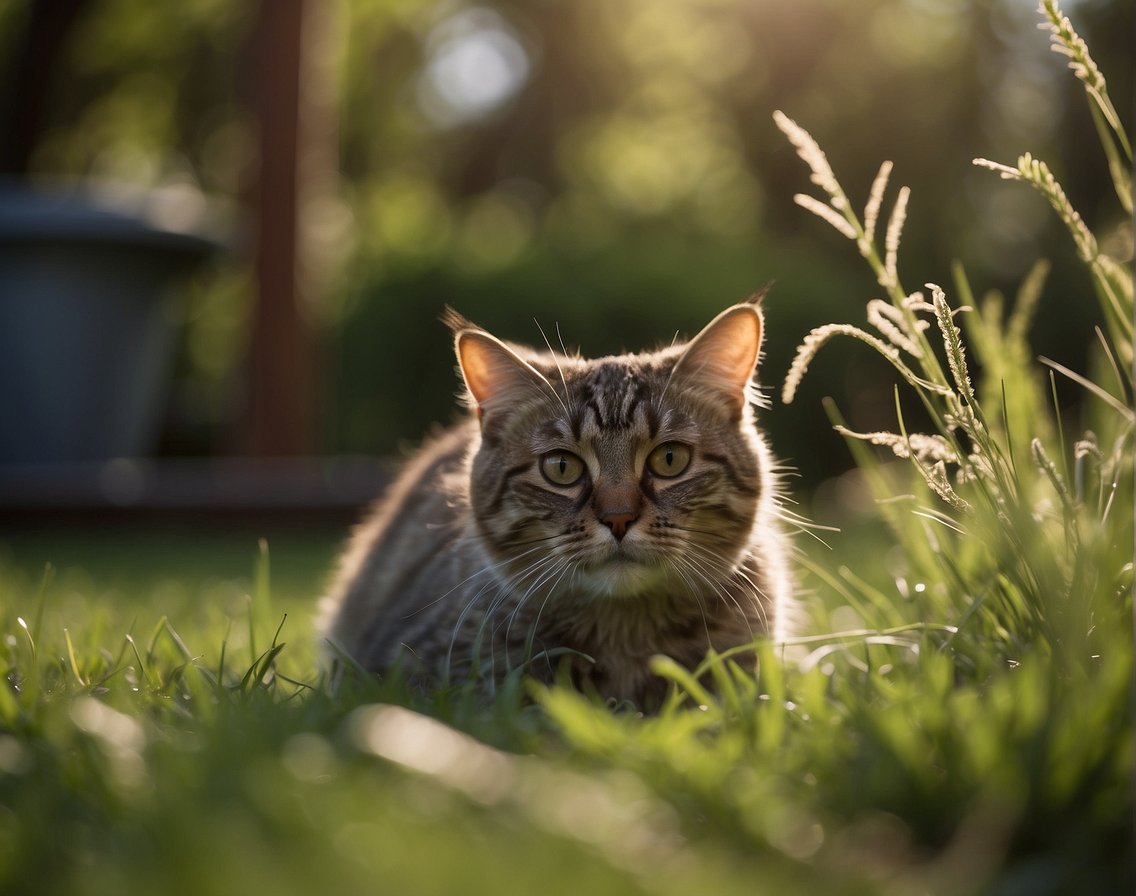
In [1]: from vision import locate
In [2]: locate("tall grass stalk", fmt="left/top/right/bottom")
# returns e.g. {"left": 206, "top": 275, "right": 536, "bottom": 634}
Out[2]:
{"left": 775, "top": 0, "right": 1132, "bottom": 673}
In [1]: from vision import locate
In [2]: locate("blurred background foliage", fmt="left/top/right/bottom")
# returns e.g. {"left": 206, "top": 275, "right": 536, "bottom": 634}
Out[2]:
{"left": 0, "top": 0, "right": 1129, "bottom": 494}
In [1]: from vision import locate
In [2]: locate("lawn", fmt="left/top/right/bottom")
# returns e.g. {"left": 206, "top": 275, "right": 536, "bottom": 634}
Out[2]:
{"left": 1, "top": 4, "right": 1132, "bottom": 894}
{"left": 0, "top": 496, "right": 1129, "bottom": 896}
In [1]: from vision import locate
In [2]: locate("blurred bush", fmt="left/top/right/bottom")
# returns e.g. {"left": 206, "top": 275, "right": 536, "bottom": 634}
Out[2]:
{"left": 1, "top": 0, "right": 1128, "bottom": 485}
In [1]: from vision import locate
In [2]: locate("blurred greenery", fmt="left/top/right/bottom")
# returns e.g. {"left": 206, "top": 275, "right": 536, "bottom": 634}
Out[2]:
{"left": 1, "top": 0, "right": 1130, "bottom": 489}
{"left": 0, "top": 524, "right": 339, "bottom": 604}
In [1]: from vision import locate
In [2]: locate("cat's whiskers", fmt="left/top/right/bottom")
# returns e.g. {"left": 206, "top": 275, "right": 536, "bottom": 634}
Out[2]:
{"left": 534, "top": 319, "right": 577, "bottom": 422}
{"left": 514, "top": 556, "right": 579, "bottom": 672}
{"left": 413, "top": 535, "right": 556, "bottom": 621}
{"left": 498, "top": 531, "right": 566, "bottom": 550}
{"left": 443, "top": 537, "right": 569, "bottom": 676}
{"left": 496, "top": 558, "right": 567, "bottom": 675}
{"left": 553, "top": 321, "right": 579, "bottom": 417}
{"left": 675, "top": 548, "right": 747, "bottom": 613}
{"left": 467, "top": 544, "right": 570, "bottom": 675}
{"left": 711, "top": 554, "right": 775, "bottom": 635}
{"left": 675, "top": 543, "right": 762, "bottom": 640}
{"left": 662, "top": 557, "right": 715, "bottom": 647}
{"left": 655, "top": 363, "right": 681, "bottom": 424}
{"left": 401, "top": 549, "right": 502, "bottom": 624}
{"left": 445, "top": 574, "right": 505, "bottom": 682}
{"left": 775, "top": 505, "right": 837, "bottom": 548}
{"left": 502, "top": 552, "right": 571, "bottom": 657}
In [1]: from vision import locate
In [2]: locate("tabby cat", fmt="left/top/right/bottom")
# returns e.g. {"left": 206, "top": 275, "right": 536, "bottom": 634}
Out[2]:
{"left": 319, "top": 296, "right": 793, "bottom": 707}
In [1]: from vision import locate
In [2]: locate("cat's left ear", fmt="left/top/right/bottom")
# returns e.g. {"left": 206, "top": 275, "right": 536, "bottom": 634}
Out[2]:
{"left": 672, "top": 304, "right": 764, "bottom": 416}
{"left": 454, "top": 329, "right": 549, "bottom": 418}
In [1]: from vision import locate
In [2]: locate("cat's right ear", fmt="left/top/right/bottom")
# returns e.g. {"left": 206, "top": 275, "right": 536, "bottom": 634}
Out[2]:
{"left": 671, "top": 304, "right": 764, "bottom": 419}
{"left": 455, "top": 330, "right": 547, "bottom": 419}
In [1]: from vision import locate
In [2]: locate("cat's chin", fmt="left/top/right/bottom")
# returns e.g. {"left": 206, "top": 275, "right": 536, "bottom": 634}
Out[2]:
{"left": 574, "top": 556, "right": 668, "bottom": 600}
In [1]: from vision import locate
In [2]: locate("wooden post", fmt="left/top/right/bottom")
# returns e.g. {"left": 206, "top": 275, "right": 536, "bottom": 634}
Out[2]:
{"left": 0, "top": 0, "right": 93, "bottom": 175}
{"left": 244, "top": 0, "right": 336, "bottom": 456}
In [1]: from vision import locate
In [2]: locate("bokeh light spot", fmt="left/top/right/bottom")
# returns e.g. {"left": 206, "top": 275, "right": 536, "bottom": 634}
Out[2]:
{"left": 418, "top": 8, "right": 531, "bottom": 127}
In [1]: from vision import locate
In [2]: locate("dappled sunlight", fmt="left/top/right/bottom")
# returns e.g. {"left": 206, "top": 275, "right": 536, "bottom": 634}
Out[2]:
{"left": 349, "top": 703, "right": 687, "bottom": 875}
{"left": 364, "top": 170, "right": 453, "bottom": 258}
{"left": 868, "top": 0, "right": 967, "bottom": 65}
{"left": 610, "top": 1, "right": 753, "bottom": 86}
{"left": 417, "top": 7, "right": 532, "bottom": 128}
{"left": 562, "top": 99, "right": 759, "bottom": 225}
{"left": 70, "top": 696, "right": 148, "bottom": 789}
{"left": 454, "top": 188, "right": 536, "bottom": 271}
{"left": 350, "top": 704, "right": 515, "bottom": 805}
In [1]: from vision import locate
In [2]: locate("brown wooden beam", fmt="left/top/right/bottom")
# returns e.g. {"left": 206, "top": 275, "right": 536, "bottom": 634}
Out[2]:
{"left": 243, "top": 0, "right": 332, "bottom": 456}
{"left": 0, "top": 0, "right": 93, "bottom": 175}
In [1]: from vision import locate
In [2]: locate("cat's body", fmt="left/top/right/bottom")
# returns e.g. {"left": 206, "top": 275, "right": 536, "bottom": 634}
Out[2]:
{"left": 319, "top": 299, "right": 794, "bottom": 707}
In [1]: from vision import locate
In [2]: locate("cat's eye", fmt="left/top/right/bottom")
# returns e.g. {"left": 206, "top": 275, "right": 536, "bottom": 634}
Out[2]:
{"left": 646, "top": 442, "right": 691, "bottom": 478}
{"left": 540, "top": 451, "right": 586, "bottom": 486}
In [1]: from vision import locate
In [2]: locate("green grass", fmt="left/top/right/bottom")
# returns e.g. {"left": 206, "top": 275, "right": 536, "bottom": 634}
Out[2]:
{"left": 1, "top": 3, "right": 1132, "bottom": 894}
{"left": 0, "top": 510, "right": 1129, "bottom": 896}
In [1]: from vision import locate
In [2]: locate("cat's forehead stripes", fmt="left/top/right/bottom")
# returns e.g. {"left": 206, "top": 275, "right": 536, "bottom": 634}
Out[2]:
{"left": 567, "top": 360, "right": 661, "bottom": 437}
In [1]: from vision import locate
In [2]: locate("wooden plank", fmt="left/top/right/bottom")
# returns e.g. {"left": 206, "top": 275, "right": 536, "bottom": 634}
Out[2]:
{"left": 243, "top": 0, "right": 326, "bottom": 456}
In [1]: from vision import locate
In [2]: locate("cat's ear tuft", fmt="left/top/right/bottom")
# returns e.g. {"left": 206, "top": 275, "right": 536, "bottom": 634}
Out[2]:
{"left": 744, "top": 282, "right": 774, "bottom": 308}
{"left": 441, "top": 306, "right": 476, "bottom": 333}
{"left": 456, "top": 330, "right": 546, "bottom": 414}
{"left": 673, "top": 304, "right": 764, "bottom": 416}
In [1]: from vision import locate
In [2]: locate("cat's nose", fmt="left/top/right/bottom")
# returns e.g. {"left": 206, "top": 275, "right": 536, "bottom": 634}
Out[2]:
{"left": 601, "top": 511, "right": 638, "bottom": 541}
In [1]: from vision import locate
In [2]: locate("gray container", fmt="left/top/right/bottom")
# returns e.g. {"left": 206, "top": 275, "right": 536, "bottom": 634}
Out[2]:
{"left": 0, "top": 184, "right": 223, "bottom": 463}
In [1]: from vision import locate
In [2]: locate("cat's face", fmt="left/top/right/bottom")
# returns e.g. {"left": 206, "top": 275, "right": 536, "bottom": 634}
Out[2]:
{"left": 454, "top": 304, "right": 770, "bottom": 602}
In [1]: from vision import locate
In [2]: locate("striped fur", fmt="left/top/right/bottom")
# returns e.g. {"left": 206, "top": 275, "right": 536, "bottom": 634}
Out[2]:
{"left": 319, "top": 299, "right": 794, "bottom": 707}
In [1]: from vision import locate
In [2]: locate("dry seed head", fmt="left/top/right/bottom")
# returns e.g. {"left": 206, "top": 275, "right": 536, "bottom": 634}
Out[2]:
{"left": 1019, "top": 154, "right": 1098, "bottom": 261}
{"left": 925, "top": 460, "right": 972, "bottom": 512}
{"left": 1073, "top": 433, "right": 1101, "bottom": 461}
{"left": 975, "top": 155, "right": 1098, "bottom": 262}
{"left": 882, "top": 186, "right": 910, "bottom": 290}
{"left": 972, "top": 158, "right": 1021, "bottom": 179}
{"left": 773, "top": 111, "right": 843, "bottom": 200}
{"left": 945, "top": 407, "right": 979, "bottom": 434}
{"left": 963, "top": 452, "right": 997, "bottom": 483}
{"left": 793, "top": 193, "right": 858, "bottom": 240}
{"left": 864, "top": 160, "right": 893, "bottom": 245}
{"left": 833, "top": 425, "right": 957, "bottom": 464}
{"left": 782, "top": 324, "right": 898, "bottom": 404}
{"left": 902, "top": 291, "right": 936, "bottom": 315}
{"left": 930, "top": 283, "right": 976, "bottom": 405}
{"left": 1040, "top": 0, "right": 1106, "bottom": 95}
{"left": 868, "top": 299, "right": 924, "bottom": 358}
